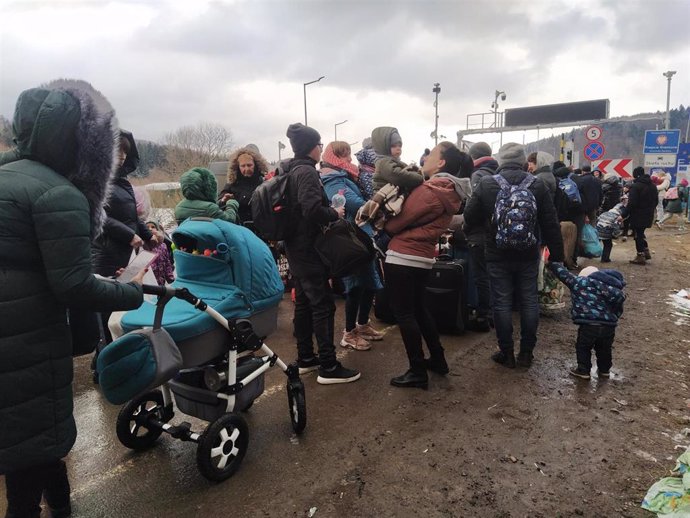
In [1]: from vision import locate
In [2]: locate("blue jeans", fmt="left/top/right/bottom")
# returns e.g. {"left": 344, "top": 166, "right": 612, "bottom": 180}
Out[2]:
{"left": 487, "top": 259, "right": 539, "bottom": 355}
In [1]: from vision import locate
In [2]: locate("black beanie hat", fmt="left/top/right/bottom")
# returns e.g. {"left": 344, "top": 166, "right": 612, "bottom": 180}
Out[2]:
{"left": 286, "top": 123, "right": 321, "bottom": 158}
{"left": 632, "top": 166, "right": 645, "bottom": 179}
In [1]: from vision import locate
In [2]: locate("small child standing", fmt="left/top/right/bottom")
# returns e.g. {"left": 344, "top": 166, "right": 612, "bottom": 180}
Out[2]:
{"left": 549, "top": 263, "right": 626, "bottom": 379}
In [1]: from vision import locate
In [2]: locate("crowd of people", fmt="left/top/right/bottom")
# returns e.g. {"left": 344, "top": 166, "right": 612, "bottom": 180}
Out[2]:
{"left": 0, "top": 79, "right": 686, "bottom": 517}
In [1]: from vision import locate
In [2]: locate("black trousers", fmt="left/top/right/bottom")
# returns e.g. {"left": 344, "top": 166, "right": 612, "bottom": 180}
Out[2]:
{"left": 575, "top": 324, "right": 615, "bottom": 372}
{"left": 384, "top": 263, "right": 444, "bottom": 373}
{"left": 4, "top": 459, "right": 70, "bottom": 518}
{"left": 631, "top": 226, "right": 648, "bottom": 253}
{"left": 469, "top": 244, "right": 491, "bottom": 318}
{"left": 292, "top": 272, "right": 337, "bottom": 368}
{"left": 601, "top": 239, "right": 612, "bottom": 261}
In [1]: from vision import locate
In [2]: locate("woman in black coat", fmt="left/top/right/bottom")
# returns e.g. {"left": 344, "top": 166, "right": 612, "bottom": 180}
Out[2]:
{"left": 625, "top": 167, "right": 658, "bottom": 265}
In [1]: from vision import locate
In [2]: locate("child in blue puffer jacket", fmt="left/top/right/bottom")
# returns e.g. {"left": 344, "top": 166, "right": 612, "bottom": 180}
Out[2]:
{"left": 549, "top": 263, "right": 626, "bottom": 380}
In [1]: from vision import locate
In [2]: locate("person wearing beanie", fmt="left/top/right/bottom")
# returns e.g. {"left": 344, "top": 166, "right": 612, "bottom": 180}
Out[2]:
{"left": 464, "top": 142, "right": 564, "bottom": 369}
{"left": 571, "top": 162, "right": 602, "bottom": 225}
{"left": 623, "top": 166, "right": 657, "bottom": 264}
{"left": 469, "top": 141, "right": 493, "bottom": 161}
{"left": 549, "top": 262, "right": 626, "bottom": 380}
{"left": 354, "top": 139, "right": 378, "bottom": 200}
{"left": 281, "top": 124, "right": 361, "bottom": 385}
{"left": 465, "top": 142, "right": 498, "bottom": 332}
{"left": 175, "top": 167, "right": 239, "bottom": 225}
{"left": 601, "top": 172, "right": 623, "bottom": 213}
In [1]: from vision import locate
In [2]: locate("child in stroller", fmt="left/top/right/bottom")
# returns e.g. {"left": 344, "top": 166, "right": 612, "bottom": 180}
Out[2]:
{"left": 97, "top": 217, "right": 306, "bottom": 482}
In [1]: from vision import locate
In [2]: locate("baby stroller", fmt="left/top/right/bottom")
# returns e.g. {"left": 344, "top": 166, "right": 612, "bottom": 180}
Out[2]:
{"left": 97, "top": 218, "right": 306, "bottom": 482}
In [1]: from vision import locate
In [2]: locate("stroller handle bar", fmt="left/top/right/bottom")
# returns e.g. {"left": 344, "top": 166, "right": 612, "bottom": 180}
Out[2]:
{"left": 142, "top": 284, "right": 206, "bottom": 310}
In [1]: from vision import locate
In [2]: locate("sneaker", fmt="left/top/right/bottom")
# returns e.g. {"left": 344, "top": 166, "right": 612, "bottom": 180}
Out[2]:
{"left": 317, "top": 362, "right": 361, "bottom": 385}
{"left": 340, "top": 330, "right": 371, "bottom": 351}
{"left": 355, "top": 322, "right": 384, "bottom": 341}
{"left": 569, "top": 367, "right": 591, "bottom": 380}
{"left": 598, "top": 370, "right": 610, "bottom": 378}
{"left": 491, "top": 350, "right": 516, "bottom": 369}
{"left": 297, "top": 356, "right": 321, "bottom": 374}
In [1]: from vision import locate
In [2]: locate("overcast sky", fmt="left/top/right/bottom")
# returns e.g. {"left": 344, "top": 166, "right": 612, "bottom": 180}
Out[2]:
{"left": 1, "top": 0, "right": 688, "bottom": 164}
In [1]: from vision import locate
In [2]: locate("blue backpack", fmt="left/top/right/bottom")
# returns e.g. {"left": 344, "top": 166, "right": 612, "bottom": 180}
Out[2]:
{"left": 559, "top": 176, "right": 582, "bottom": 204}
{"left": 493, "top": 174, "right": 538, "bottom": 250}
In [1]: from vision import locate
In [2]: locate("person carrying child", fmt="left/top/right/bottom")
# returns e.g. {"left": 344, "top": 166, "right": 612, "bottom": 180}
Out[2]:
{"left": 175, "top": 167, "right": 240, "bottom": 225}
{"left": 355, "top": 127, "right": 423, "bottom": 249}
{"left": 549, "top": 263, "right": 626, "bottom": 379}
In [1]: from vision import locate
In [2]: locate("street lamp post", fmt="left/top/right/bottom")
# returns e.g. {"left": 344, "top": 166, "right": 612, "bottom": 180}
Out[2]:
{"left": 303, "top": 76, "right": 325, "bottom": 126}
{"left": 432, "top": 83, "right": 441, "bottom": 146}
{"left": 663, "top": 71, "right": 676, "bottom": 130}
{"left": 491, "top": 90, "right": 506, "bottom": 128}
{"left": 334, "top": 120, "right": 348, "bottom": 141}
{"left": 278, "top": 141, "right": 286, "bottom": 161}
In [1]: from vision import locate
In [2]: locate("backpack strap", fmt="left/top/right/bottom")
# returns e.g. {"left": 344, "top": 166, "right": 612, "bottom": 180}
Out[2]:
{"left": 518, "top": 174, "right": 536, "bottom": 190}
{"left": 494, "top": 174, "right": 510, "bottom": 190}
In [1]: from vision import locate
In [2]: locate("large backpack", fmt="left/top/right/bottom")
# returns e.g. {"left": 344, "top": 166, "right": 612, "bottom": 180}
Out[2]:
{"left": 250, "top": 167, "right": 292, "bottom": 241}
{"left": 493, "top": 174, "right": 538, "bottom": 250}
{"left": 559, "top": 176, "right": 582, "bottom": 204}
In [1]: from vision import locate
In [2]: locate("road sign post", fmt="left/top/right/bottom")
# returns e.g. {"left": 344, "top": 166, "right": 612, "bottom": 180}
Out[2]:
{"left": 584, "top": 141, "right": 605, "bottom": 162}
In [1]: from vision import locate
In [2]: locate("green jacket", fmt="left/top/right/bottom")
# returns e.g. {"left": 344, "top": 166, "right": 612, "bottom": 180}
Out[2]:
{"left": 0, "top": 82, "right": 143, "bottom": 473}
{"left": 175, "top": 167, "right": 239, "bottom": 225}
{"left": 370, "top": 127, "right": 423, "bottom": 192}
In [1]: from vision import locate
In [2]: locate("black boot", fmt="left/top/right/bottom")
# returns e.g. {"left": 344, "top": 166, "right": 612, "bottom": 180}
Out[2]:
{"left": 390, "top": 370, "right": 428, "bottom": 389}
{"left": 643, "top": 248, "right": 652, "bottom": 260}
{"left": 516, "top": 350, "right": 533, "bottom": 368}
{"left": 491, "top": 350, "right": 516, "bottom": 368}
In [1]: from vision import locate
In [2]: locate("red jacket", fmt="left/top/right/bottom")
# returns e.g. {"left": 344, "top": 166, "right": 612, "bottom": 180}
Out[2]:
{"left": 385, "top": 175, "right": 463, "bottom": 259}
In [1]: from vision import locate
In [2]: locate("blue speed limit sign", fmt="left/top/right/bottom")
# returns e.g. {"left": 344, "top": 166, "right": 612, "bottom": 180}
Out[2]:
{"left": 584, "top": 141, "right": 605, "bottom": 161}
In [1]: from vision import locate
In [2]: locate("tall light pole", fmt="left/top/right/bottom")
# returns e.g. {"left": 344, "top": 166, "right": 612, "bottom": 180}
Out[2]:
{"left": 334, "top": 119, "right": 348, "bottom": 141}
{"left": 491, "top": 90, "right": 506, "bottom": 128}
{"left": 663, "top": 71, "right": 676, "bottom": 130}
{"left": 432, "top": 83, "right": 441, "bottom": 146}
{"left": 278, "top": 141, "right": 286, "bottom": 161}
{"left": 303, "top": 76, "right": 325, "bottom": 126}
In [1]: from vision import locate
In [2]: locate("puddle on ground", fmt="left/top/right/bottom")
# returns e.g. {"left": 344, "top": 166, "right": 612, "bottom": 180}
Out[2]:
{"left": 668, "top": 290, "right": 690, "bottom": 327}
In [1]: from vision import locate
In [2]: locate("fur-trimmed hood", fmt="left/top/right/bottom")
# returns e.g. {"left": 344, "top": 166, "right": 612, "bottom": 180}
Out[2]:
{"left": 227, "top": 146, "right": 269, "bottom": 184}
{"left": 11, "top": 79, "right": 119, "bottom": 238}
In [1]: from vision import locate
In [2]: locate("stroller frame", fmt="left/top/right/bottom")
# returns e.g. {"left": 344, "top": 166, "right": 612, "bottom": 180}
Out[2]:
{"left": 115, "top": 284, "right": 306, "bottom": 482}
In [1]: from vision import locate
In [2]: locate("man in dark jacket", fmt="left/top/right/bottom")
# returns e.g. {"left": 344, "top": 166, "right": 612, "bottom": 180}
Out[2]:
{"left": 282, "top": 123, "right": 360, "bottom": 385}
{"left": 625, "top": 166, "right": 658, "bottom": 265}
{"left": 464, "top": 143, "right": 564, "bottom": 369}
{"left": 0, "top": 80, "right": 144, "bottom": 518}
{"left": 573, "top": 165, "right": 602, "bottom": 224}
{"left": 465, "top": 141, "right": 498, "bottom": 331}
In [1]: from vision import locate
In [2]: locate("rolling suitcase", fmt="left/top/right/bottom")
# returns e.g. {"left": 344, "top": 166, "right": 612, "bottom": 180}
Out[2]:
{"left": 426, "top": 254, "right": 468, "bottom": 335}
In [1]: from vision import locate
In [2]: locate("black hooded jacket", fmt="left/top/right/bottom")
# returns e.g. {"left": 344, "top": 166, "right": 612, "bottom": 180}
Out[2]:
{"left": 600, "top": 177, "right": 622, "bottom": 213}
{"left": 92, "top": 130, "right": 152, "bottom": 276}
{"left": 625, "top": 175, "right": 658, "bottom": 228}
{"left": 282, "top": 157, "right": 339, "bottom": 277}
{"left": 466, "top": 158, "right": 499, "bottom": 246}
{"left": 219, "top": 171, "right": 263, "bottom": 224}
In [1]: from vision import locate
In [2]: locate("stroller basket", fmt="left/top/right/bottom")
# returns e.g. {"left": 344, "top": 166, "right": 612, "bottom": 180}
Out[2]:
{"left": 170, "top": 358, "right": 265, "bottom": 421}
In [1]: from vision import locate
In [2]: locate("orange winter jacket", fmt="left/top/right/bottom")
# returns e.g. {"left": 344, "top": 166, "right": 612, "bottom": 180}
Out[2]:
{"left": 385, "top": 175, "right": 464, "bottom": 259}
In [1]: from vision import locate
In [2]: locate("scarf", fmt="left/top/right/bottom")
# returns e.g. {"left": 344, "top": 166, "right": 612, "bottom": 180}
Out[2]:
{"left": 321, "top": 143, "right": 359, "bottom": 180}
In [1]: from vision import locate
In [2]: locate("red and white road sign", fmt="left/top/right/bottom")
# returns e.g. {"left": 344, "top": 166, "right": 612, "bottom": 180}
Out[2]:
{"left": 592, "top": 158, "right": 633, "bottom": 178}
{"left": 585, "top": 125, "right": 603, "bottom": 141}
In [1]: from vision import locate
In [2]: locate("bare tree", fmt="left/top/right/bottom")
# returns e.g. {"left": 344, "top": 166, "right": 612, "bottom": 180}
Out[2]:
{"left": 162, "top": 122, "right": 233, "bottom": 178}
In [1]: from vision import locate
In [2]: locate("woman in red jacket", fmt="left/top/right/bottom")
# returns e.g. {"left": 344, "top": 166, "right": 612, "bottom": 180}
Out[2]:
{"left": 384, "top": 142, "right": 470, "bottom": 389}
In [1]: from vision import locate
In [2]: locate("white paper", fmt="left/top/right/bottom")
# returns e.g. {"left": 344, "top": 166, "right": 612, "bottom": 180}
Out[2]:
{"left": 118, "top": 250, "right": 157, "bottom": 283}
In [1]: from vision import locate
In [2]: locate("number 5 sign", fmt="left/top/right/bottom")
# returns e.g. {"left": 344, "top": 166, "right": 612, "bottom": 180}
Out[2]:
{"left": 585, "top": 125, "right": 603, "bottom": 141}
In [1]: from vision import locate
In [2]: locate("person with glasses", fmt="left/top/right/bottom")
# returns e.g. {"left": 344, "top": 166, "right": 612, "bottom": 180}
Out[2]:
{"left": 281, "top": 123, "right": 361, "bottom": 385}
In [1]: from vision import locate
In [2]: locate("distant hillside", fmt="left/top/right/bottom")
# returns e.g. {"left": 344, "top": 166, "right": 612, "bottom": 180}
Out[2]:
{"left": 524, "top": 105, "right": 689, "bottom": 167}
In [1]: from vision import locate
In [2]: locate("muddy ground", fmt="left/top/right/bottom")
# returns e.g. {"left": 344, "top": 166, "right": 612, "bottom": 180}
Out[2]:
{"left": 1, "top": 227, "right": 689, "bottom": 518}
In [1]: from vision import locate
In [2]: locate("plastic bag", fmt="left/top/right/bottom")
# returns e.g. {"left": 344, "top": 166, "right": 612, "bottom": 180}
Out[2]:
{"left": 581, "top": 223, "right": 603, "bottom": 258}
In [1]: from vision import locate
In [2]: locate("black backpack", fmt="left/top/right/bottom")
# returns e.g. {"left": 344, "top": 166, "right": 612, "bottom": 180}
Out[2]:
{"left": 250, "top": 168, "right": 292, "bottom": 241}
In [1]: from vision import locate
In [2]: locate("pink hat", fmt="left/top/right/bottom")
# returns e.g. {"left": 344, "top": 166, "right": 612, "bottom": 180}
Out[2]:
{"left": 681, "top": 178, "right": 689, "bottom": 187}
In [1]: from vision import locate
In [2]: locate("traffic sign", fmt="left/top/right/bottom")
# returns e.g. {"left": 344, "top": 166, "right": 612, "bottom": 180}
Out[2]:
{"left": 643, "top": 130, "right": 681, "bottom": 154}
{"left": 592, "top": 158, "right": 633, "bottom": 178}
{"left": 584, "top": 141, "right": 605, "bottom": 161}
{"left": 644, "top": 154, "right": 677, "bottom": 167}
{"left": 585, "top": 125, "right": 602, "bottom": 141}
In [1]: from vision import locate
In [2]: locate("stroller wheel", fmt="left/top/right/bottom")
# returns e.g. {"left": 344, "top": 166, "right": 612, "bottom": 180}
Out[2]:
{"left": 287, "top": 381, "right": 307, "bottom": 434}
{"left": 116, "top": 390, "right": 166, "bottom": 450}
{"left": 196, "top": 413, "right": 249, "bottom": 482}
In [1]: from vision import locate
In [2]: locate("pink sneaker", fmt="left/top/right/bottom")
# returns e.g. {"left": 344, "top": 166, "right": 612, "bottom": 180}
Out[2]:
{"left": 340, "top": 330, "right": 371, "bottom": 351}
{"left": 356, "top": 322, "right": 384, "bottom": 341}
